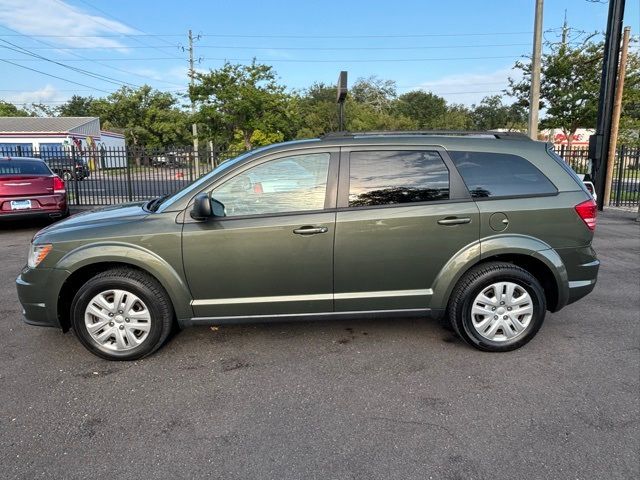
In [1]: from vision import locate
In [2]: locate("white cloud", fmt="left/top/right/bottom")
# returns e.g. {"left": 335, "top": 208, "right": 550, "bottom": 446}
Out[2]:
{"left": 6, "top": 84, "right": 66, "bottom": 104}
{"left": 0, "top": 0, "right": 135, "bottom": 49}
{"left": 409, "top": 67, "right": 522, "bottom": 106}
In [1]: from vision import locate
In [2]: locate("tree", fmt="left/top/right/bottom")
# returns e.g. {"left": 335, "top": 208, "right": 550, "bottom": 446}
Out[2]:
{"left": 394, "top": 91, "right": 448, "bottom": 129}
{"left": 618, "top": 45, "right": 640, "bottom": 146}
{"left": 508, "top": 34, "right": 602, "bottom": 145}
{"left": 92, "top": 86, "right": 190, "bottom": 150}
{"left": 471, "top": 95, "right": 527, "bottom": 131}
{"left": 57, "top": 95, "right": 95, "bottom": 117}
{"left": 351, "top": 76, "right": 398, "bottom": 113}
{"left": 0, "top": 101, "right": 29, "bottom": 116}
{"left": 294, "top": 82, "right": 340, "bottom": 138}
{"left": 191, "top": 61, "right": 291, "bottom": 150}
{"left": 441, "top": 104, "right": 474, "bottom": 130}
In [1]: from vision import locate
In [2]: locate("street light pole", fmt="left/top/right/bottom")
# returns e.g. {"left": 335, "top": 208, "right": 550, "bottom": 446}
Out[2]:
{"left": 528, "top": 0, "right": 544, "bottom": 140}
{"left": 590, "top": 0, "right": 626, "bottom": 210}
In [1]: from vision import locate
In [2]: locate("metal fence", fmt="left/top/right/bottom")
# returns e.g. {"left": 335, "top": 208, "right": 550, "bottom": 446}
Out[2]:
{"left": 0, "top": 146, "right": 244, "bottom": 206}
{"left": 556, "top": 145, "right": 640, "bottom": 207}
{"left": 2, "top": 144, "right": 639, "bottom": 207}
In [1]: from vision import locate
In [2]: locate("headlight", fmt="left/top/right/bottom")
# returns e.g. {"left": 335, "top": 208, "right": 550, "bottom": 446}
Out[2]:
{"left": 28, "top": 244, "right": 52, "bottom": 269}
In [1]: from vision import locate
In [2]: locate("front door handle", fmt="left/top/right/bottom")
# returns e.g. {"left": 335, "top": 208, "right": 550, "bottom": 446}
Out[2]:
{"left": 293, "top": 225, "right": 328, "bottom": 235}
{"left": 437, "top": 217, "right": 471, "bottom": 226}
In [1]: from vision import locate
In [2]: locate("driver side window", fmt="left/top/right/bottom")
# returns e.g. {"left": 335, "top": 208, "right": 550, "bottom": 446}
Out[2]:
{"left": 212, "top": 152, "right": 331, "bottom": 217}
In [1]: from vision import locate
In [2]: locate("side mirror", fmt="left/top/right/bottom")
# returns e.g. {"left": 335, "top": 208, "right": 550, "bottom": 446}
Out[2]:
{"left": 190, "top": 193, "right": 212, "bottom": 220}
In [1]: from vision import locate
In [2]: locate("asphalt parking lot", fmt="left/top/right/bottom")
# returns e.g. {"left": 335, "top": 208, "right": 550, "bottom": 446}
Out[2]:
{"left": 0, "top": 210, "right": 638, "bottom": 480}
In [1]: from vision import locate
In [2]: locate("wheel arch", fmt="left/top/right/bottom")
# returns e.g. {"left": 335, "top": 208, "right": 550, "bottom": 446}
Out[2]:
{"left": 55, "top": 244, "right": 193, "bottom": 331}
{"left": 430, "top": 235, "right": 569, "bottom": 313}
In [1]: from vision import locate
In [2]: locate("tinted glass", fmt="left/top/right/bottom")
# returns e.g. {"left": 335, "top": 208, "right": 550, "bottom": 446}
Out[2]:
{"left": 212, "top": 152, "right": 330, "bottom": 216}
{"left": 449, "top": 151, "right": 557, "bottom": 198}
{"left": 348, "top": 150, "right": 449, "bottom": 207}
{"left": 0, "top": 160, "right": 51, "bottom": 175}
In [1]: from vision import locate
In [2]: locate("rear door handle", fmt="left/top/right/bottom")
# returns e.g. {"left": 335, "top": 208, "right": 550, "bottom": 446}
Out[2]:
{"left": 293, "top": 226, "right": 328, "bottom": 235}
{"left": 437, "top": 217, "right": 471, "bottom": 226}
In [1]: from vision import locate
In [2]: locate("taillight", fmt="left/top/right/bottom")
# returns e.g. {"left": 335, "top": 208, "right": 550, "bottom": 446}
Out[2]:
{"left": 575, "top": 198, "right": 597, "bottom": 231}
{"left": 53, "top": 176, "right": 65, "bottom": 194}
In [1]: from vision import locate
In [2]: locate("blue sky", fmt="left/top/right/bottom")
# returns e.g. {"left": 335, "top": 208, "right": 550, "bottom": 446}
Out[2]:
{"left": 0, "top": 0, "right": 638, "bottom": 109}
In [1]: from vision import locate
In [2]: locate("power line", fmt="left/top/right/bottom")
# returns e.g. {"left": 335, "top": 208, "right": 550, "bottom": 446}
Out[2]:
{"left": 0, "top": 59, "right": 112, "bottom": 94}
{"left": 18, "top": 42, "right": 538, "bottom": 51}
{"left": 68, "top": 0, "right": 180, "bottom": 57}
{"left": 0, "top": 31, "right": 535, "bottom": 39}
{"left": 1, "top": 55, "right": 524, "bottom": 63}
{"left": 0, "top": 38, "right": 140, "bottom": 88}
{"left": 0, "top": 25, "right": 184, "bottom": 88}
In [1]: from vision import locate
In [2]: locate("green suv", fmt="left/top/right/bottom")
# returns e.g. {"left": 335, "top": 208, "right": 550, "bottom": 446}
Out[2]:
{"left": 16, "top": 132, "right": 599, "bottom": 360}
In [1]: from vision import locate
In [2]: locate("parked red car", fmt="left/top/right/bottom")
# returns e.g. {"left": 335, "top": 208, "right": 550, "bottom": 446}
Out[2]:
{"left": 0, "top": 157, "right": 68, "bottom": 220}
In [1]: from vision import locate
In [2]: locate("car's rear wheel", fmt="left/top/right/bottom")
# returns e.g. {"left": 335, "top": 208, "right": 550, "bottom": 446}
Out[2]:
{"left": 447, "top": 262, "right": 546, "bottom": 352}
{"left": 62, "top": 171, "right": 73, "bottom": 181}
{"left": 70, "top": 268, "right": 174, "bottom": 360}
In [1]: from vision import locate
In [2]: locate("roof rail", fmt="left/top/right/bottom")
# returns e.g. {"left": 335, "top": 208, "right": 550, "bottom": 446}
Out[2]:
{"left": 321, "top": 130, "right": 531, "bottom": 140}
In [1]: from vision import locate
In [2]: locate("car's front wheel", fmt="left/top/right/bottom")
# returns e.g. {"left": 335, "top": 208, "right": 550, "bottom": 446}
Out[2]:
{"left": 70, "top": 268, "right": 174, "bottom": 360}
{"left": 448, "top": 262, "right": 546, "bottom": 352}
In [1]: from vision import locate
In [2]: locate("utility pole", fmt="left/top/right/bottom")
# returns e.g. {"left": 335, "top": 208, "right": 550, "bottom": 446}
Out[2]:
{"left": 604, "top": 26, "right": 631, "bottom": 206}
{"left": 590, "top": 0, "right": 626, "bottom": 211}
{"left": 188, "top": 29, "right": 199, "bottom": 176}
{"left": 528, "top": 0, "right": 544, "bottom": 140}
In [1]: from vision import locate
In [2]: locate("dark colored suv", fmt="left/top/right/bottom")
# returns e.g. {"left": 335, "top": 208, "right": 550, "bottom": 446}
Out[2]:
{"left": 44, "top": 157, "right": 90, "bottom": 181}
{"left": 16, "top": 132, "right": 599, "bottom": 360}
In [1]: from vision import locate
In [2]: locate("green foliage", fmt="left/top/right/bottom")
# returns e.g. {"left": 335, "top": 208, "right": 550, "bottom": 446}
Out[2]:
{"left": 57, "top": 95, "right": 95, "bottom": 117}
{"left": 471, "top": 95, "right": 527, "bottom": 131}
{"left": 618, "top": 43, "right": 640, "bottom": 147}
{"left": 191, "top": 61, "right": 291, "bottom": 149}
{"left": 0, "top": 100, "right": 30, "bottom": 116}
{"left": 351, "top": 76, "right": 398, "bottom": 113}
{"left": 294, "top": 83, "right": 340, "bottom": 138}
{"left": 509, "top": 33, "right": 640, "bottom": 145}
{"left": 92, "top": 86, "right": 190, "bottom": 148}
{"left": 395, "top": 91, "right": 448, "bottom": 129}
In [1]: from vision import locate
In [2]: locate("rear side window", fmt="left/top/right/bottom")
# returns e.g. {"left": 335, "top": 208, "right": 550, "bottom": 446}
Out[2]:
{"left": 0, "top": 160, "right": 51, "bottom": 175}
{"left": 349, "top": 150, "right": 449, "bottom": 207}
{"left": 448, "top": 151, "right": 557, "bottom": 198}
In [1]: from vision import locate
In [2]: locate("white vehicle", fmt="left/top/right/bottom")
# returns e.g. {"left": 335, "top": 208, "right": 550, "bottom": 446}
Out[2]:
{"left": 576, "top": 174, "right": 597, "bottom": 202}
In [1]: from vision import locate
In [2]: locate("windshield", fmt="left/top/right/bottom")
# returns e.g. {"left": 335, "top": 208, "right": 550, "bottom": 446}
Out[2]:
{"left": 155, "top": 148, "right": 266, "bottom": 213}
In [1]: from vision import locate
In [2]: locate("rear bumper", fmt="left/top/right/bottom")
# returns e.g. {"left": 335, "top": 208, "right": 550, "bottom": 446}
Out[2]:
{"left": 16, "top": 267, "right": 69, "bottom": 328}
{"left": 556, "top": 245, "right": 600, "bottom": 308}
{"left": 0, "top": 209, "right": 67, "bottom": 221}
{"left": 567, "top": 277, "right": 598, "bottom": 305}
{"left": 0, "top": 194, "right": 67, "bottom": 220}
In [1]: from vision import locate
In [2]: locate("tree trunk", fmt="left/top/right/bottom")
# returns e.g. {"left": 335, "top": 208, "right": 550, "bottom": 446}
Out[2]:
{"left": 243, "top": 130, "right": 252, "bottom": 150}
{"left": 564, "top": 129, "right": 573, "bottom": 149}
{"left": 131, "top": 134, "right": 141, "bottom": 167}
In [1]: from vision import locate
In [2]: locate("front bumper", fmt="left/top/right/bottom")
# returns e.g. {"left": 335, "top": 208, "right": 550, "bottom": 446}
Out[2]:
{"left": 16, "top": 267, "right": 69, "bottom": 328}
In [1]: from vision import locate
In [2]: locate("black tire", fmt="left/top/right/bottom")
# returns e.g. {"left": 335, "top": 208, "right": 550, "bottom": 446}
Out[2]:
{"left": 70, "top": 268, "right": 174, "bottom": 360}
{"left": 62, "top": 171, "right": 73, "bottom": 181}
{"left": 447, "top": 262, "right": 546, "bottom": 352}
